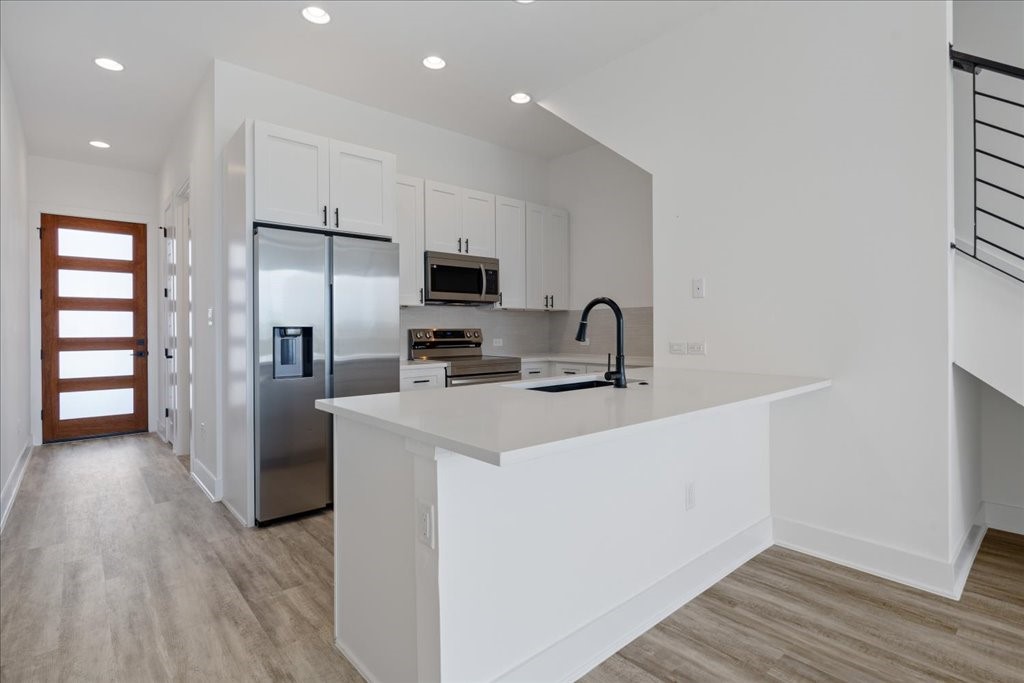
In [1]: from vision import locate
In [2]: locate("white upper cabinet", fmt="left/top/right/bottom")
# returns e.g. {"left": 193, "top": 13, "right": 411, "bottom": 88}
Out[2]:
{"left": 329, "top": 140, "right": 396, "bottom": 239}
{"left": 396, "top": 176, "right": 425, "bottom": 306}
{"left": 495, "top": 196, "right": 526, "bottom": 309}
{"left": 525, "top": 202, "right": 570, "bottom": 311}
{"left": 543, "top": 207, "right": 570, "bottom": 311}
{"left": 461, "top": 189, "right": 496, "bottom": 257}
{"left": 253, "top": 121, "right": 395, "bottom": 239}
{"left": 424, "top": 182, "right": 496, "bottom": 257}
{"left": 425, "top": 180, "right": 462, "bottom": 254}
{"left": 255, "top": 121, "right": 330, "bottom": 229}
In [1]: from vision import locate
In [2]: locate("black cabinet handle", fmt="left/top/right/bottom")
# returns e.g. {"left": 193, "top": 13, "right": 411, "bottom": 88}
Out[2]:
{"left": 419, "top": 287, "right": 424, "bottom": 304}
{"left": 498, "top": 291, "right": 503, "bottom": 306}
{"left": 458, "top": 237, "right": 462, "bottom": 253}
{"left": 465, "top": 238, "right": 469, "bottom": 253}
{"left": 335, "top": 207, "right": 339, "bottom": 228}
{"left": 412, "top": 379, "right": 430, "bottom": 384}
{"left": 551, "top": 294, "right": 555, "bottom": 308}
{"left": 527, "top": 370, "right": 541, "bottom": 375}
{"left": 322, "top": 205, "right": 327, "bottom": 226}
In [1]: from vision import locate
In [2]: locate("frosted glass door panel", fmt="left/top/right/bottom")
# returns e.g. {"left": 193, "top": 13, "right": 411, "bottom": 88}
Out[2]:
{"left": 58, "top": 228, "right": 133, "bottom": 260}
{"left": 59, "top": 350, "right": 134, "bottom": 379}
{"left": 59, "top": 310, "right": 133, "bottom": 338}
{"left": 58, "top": 270, "right": 133, "bottom": 299}
{"left": 60, "top": 388, "right": 134, "bottom": 420}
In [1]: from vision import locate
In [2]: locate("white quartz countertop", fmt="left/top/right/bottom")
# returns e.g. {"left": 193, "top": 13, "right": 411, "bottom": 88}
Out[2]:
{"left": 316, "top": 367, "right": 830, "bottom": 466}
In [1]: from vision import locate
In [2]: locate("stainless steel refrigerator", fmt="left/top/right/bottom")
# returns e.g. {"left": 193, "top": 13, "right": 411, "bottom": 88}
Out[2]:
{"left": 254, "top": 226, "right": 399, "bottom": 524}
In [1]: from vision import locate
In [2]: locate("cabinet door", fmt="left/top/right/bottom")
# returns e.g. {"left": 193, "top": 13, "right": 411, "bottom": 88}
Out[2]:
{"left": 396, "top": 176, "right": 425, "bottom": 306}
{"left": 254, "top": 121, "right": 330, "bottom": 229}
{"left": 495, "top": 196, "right": 526, "bottom": 309}
{"left": 525, "top": 202, "right": 546, "bottom": 310}
{"left": 543, "top": 207, "right": 570, "bottom": 311}
{"left": 461, "top": 189, "right": 495, "bottom": 257}
{"left": 329, "top": 139, "right": 396, "bottom": 239}
{"left": 425, "top": 181, "right": 462, "bottom": 254}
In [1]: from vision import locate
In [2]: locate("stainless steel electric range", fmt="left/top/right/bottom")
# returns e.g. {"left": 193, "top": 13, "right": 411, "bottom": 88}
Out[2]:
{"left": 408, "top": 328, "right": 521, "bottom": 387}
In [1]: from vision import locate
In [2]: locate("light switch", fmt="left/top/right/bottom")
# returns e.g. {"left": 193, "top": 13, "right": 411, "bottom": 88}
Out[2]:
{"left": 669, "top": 341, "right": 687, "bottom": 355}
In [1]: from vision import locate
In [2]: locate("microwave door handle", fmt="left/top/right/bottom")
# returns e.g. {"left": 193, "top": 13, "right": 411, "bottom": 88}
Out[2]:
{"left": 480, "top": 264, "right": 486, "bottom": 297}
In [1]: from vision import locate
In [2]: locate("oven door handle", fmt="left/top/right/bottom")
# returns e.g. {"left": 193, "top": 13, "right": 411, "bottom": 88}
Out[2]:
{"left": 448, "top": 374, "right": 518, "bottom": 387}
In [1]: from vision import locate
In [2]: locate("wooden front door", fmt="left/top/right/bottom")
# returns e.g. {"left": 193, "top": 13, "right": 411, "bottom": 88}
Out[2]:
{"left": 40, "top": 214, "right": 148, "bottom": 442}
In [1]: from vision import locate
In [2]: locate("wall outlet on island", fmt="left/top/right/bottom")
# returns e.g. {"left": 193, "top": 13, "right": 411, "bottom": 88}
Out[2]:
{"left": 669, "top": 341, "right": 687, "bottom": 355}
{"left": 687, "top": 341, "right": 707, "bottom": 355}
{"left": 492, "top": 338, "right": 503, "bottom": 347}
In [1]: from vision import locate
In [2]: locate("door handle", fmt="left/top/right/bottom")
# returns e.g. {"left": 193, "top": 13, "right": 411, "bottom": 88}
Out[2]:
{"left": 334, "top": 207, "right": 339, "bottom": 228}
{"left": 135, "top": 351, "right": 149, "bottom": 357}
{"left": 458, "top": 237, "right": 462, "bottom": 253}
{"left": 419, "top": 287, "right": 424, "bottom": 304}
{"left": 480, "top": 265, "right": 486, "bottom": 297}
{"left": 323, "top": 205, "right": 328, "bottom": 226}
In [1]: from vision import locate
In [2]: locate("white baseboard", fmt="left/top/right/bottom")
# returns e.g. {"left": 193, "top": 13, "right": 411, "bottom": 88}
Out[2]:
{"left": 221, "top": 496, "right": 250, "bottom": 527}
{"left": 773, "top": 516, "right": 973, "bottom": 599}
{"left": 336, "top": 638, "right": 382, "bottom": 683}
{"left": 190, "top": 458, "right": 220, "bottom": 502}
{"left": 983, "top": 501, "right": 1024, "bottom": 535}
{"left": 951, "top": 524, "right": 987, "bottom": 599}
{"left": 0, "top": 442, "right": 33, "bottom": 534}
{"left": 497, "top": 517, "right": 774, "bottom": 683}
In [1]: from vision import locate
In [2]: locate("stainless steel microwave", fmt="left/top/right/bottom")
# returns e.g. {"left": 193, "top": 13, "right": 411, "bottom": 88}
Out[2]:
{"left": 424, "top": 251, "right": 499, "bottom": 304}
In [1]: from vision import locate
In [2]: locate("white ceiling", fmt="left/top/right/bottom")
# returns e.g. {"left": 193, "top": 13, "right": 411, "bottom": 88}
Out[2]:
{"left": 0, "top": 1, "right": 717, "bottom": 172}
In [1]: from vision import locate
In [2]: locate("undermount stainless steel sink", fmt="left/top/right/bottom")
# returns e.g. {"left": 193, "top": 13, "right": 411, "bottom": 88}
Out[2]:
{"left": 527, "top": 379, "right": 615, "bottom": 392}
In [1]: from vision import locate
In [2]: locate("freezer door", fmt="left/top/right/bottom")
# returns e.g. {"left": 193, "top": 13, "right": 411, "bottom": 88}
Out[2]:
{"left": 254, "top": 227, "right": 330, "bottom": 522}
{"left": 332, "top": 236, "right": 400, "bottom": 397}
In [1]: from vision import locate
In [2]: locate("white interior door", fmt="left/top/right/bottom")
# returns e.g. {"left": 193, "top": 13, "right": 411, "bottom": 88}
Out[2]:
{"left": 161, "top": 203, "right": 177, "bottom": 444}
{"left": 329, "top": 139, "right": 396, "bottom": 239}
{"left": 495, "top": 196, "right": 526, "bottom": 309}
{"left": 254, "top": 121, "right": 329, "bottom": 229}
{"left": 425, "top": 180, "right": 462, "bottom": 254}
{"left": 396, "top": 176, "right": 425, "bottom": 306}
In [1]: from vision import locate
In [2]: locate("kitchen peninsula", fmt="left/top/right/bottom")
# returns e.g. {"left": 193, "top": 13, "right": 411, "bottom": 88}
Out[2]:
{"left": 316, "top": 367, "right": 830, "bottom": 682}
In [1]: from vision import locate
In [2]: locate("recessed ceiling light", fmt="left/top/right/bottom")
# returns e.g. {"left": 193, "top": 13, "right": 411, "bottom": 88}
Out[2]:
{"left": 89, "top": 140, "right": 110, "bottom": 149}
{"left": 516, "top": 0, "right": 536, "bottom": 4}
{"left": 422, "top": 55, "right": 446, "bottom": 70}
{"left": 510, "top": 92, "right": 532, "bottom": 104}
{"left": 94, "top": 57, "right": 124, "bottom": 72}
{"left": 302, "top": 6, "right": 331, "bottom": 24}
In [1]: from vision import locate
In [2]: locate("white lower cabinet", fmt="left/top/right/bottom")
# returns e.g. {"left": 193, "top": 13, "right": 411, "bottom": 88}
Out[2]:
{"left": 521, "top": 361, "right": 551, "bottom": 379}
{"left": 400, "top": 366, "right": 446, "bottom": 391}
{"left": 552, "top": 363, "right": 587, "bottom": 377}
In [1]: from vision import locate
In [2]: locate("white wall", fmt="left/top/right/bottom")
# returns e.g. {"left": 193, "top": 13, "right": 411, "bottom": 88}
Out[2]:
{"left": 158, "top": 68, "right": 217, "bottom": 497}
{"left": 953, "top": 0, "right": 1024, "bottom": 69}
{"left": 1, "top": 53, "right": 32, "bottom": 530}
{"left": 980, "top": 383, "right": 1024, "bottom": 533}
{"left": 547, "top": 144, "right": 652, "bottom": 309}
{"left": 25, "top": 156, "right": 160, "bottom": 444}
{"left": 544, "top": 0, "right": 958, "bottom": 581}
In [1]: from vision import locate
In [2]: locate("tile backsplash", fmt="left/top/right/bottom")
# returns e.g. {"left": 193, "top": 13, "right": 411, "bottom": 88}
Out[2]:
{"left": 400, "top": 305, "right": 653, "bottom": 359}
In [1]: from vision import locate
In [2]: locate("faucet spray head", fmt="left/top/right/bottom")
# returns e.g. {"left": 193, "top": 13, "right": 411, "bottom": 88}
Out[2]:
{"left": 574, "top": 320, "right": 589, "bottom": 343}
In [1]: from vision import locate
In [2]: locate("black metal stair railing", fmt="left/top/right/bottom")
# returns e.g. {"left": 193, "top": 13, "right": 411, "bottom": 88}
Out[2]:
{"left": 950, "top": 48, "right": 1024, "bottom": 284}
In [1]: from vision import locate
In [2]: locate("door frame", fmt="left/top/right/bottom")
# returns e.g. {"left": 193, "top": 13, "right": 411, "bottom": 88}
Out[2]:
{"left": 28, "top": 204, "right": 159, "bottom": 446}
{"left": 159, "top": 180, "right": 193, "bottom": 457}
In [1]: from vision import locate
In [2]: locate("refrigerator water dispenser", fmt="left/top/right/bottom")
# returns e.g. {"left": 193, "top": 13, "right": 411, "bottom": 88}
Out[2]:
{"left": 273, "top": 327, "right": 312, "bottom": 378}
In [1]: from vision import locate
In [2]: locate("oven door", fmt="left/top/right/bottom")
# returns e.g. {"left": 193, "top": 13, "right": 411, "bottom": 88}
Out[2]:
{"left": 425, "top": 252, "right": 499, "bottom": 303}
{"left": 447, "top": 372, "right": 521, "bottom": 387}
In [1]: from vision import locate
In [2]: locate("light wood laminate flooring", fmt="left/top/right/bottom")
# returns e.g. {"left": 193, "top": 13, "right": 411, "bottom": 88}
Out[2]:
{"left": 2, "top": 434, "right": 1022, "bottom": 682}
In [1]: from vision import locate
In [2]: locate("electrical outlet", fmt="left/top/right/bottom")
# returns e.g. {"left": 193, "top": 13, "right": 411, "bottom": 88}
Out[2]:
{"left": 691, "top": 277, "right": 706, "bottom": 299}
{"left": 416, "top": 501, "right": 436, "bottom": 549}
{"left": 687, "top": 341, "right": 707, "bottom": 355}
{"left": 669, "top": 341, "right": 687, "bottom": 355}
{"left": 492, "top": 338, "right": 503, "bottom": 347}
{"left": 685, "top": 482, "right": 696, "bottom": 511}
